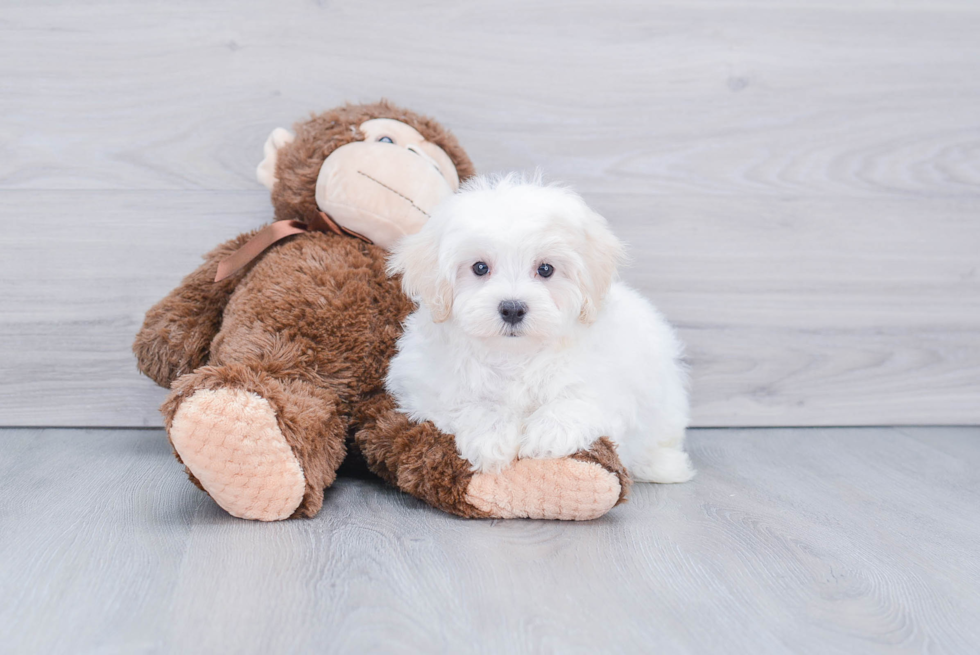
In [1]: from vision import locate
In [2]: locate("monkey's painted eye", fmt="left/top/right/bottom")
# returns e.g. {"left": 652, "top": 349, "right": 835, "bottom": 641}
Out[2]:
{"left": 472, "top": 262, "right": 490, "bottom": 276}
{"left": 537, "top": 263, "right": 554, "bottom": 278}
{"left": 378, "top": 136, "right": 394, "bottom": 144}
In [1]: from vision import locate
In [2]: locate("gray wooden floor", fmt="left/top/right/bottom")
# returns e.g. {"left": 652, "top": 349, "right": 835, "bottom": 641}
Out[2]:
{"left": 1, "top": 426, "right": 978, "bottom": 654}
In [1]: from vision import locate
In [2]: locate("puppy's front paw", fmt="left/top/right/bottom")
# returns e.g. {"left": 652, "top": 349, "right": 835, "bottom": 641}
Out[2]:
{"left": 520, "top": 410, "right": 597, "bottom": 461}
{"left": 456, "top": 424, "right": 522, "bottom": 473}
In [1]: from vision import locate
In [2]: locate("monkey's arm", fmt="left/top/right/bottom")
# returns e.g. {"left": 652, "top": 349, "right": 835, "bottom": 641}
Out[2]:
{"left": 133, "top": 230, "right": 258, "bottom": 388}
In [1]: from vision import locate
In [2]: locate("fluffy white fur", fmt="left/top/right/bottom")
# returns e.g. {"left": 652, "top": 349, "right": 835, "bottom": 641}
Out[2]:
{"left": 386, "top": 175, "right": 695, "bottom": 484}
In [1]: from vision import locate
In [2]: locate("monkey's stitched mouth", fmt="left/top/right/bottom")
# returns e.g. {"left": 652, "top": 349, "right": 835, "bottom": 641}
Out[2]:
{"left": 356, "top": 170, "right": 430, "bottom": 218}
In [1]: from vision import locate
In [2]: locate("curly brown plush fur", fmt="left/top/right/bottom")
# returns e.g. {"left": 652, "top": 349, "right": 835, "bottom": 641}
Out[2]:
{"left": 573, "top": 438, "right": 632, "bottom": 506}
{"left": 134, "top": 101, "right": 628, "bottom": 520}
{"left": 133, "top": 230, "right": 261, "bottom": 388}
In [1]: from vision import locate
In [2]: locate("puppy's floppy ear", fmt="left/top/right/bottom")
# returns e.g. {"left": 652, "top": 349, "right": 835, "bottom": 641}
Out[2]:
{"left": 577, "top": 211, "right": 626, "bottom": 324}
{"left": 388, "top": 227, "right": 454, "bottom": 322}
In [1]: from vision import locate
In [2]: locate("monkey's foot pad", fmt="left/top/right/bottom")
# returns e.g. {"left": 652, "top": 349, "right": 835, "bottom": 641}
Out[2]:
{"left": 465, "top": 457, "right": 622, "bottom": 520}
{"left": 170, "top": 388, "right": 306, "bottom": 521}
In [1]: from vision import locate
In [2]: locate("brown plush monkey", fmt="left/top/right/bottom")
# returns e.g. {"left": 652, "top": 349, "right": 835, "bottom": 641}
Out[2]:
{"left": 133, "top": 101, "right": 630, "bottom": 521}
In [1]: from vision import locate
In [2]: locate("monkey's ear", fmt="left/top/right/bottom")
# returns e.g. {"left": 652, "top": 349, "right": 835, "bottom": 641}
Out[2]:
{"left": 256, "top": 127, "right": 295, "bottom": 190}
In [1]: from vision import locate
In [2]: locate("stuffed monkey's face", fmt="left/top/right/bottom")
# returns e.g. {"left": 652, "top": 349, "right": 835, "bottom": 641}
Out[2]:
{"left": 258, "top": 119, "right": 460, "bottom": 250}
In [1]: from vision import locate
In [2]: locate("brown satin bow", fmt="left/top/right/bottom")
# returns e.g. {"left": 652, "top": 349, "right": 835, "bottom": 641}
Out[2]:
{"left": 214, "top": 211, "right": 373, "bottom": 282}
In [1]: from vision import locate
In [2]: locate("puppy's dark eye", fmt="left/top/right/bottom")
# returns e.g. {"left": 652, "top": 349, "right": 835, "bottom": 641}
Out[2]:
{"left": 378, "top": 136, "right": 394, "bottom": 144}
{"left": 537, "top": 263, "right": 554, "bottom": 278}
{"left": 472, "top": 262, "right": 490, "bottom": 276}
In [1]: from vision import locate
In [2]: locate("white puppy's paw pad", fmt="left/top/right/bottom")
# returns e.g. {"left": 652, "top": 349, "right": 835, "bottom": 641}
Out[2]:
{"left": 170, "top": 388, "right": 306, "bottom": 521}
{"left": 465, "top": 457, "right": 621, "bottom": 521}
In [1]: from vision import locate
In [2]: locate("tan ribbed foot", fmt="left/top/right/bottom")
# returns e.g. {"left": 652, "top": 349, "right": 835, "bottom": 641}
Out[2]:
{"left": 465, "top": 457, "right": 621, "bottom": 521}
{"left": 170, "top": 388, "right": 306, "bottom": 521}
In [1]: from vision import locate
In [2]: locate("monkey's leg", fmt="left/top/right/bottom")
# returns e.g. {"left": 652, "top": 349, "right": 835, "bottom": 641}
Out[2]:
{"left": 162, "top": 364, "right": 347, "bottom": 520}
{"left": 355, "top": 398, "right": 631, "bottom": 520}
{"left": 464, "top": 438, "right": 631, "bottom": 520}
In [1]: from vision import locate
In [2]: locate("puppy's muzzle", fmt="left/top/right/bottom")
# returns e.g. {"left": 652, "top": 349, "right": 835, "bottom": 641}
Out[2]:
{"left": 498, "top": 300, "right": 528, "bottom": 325}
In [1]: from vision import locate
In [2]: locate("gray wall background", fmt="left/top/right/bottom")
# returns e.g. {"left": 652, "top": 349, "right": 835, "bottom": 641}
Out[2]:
{"left": 1, "top": 0, "right": 977, "bottom": 428}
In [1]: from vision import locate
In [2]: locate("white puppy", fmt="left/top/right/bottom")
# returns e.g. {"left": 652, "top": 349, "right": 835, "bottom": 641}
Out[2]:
{"left": 385, "top": 175, "right": 695, "bottom": 484}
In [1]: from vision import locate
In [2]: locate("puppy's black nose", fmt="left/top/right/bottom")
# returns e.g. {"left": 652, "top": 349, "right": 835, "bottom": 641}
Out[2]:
{"left": 498, "top": 300, "right": 528, "bottom": 325}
